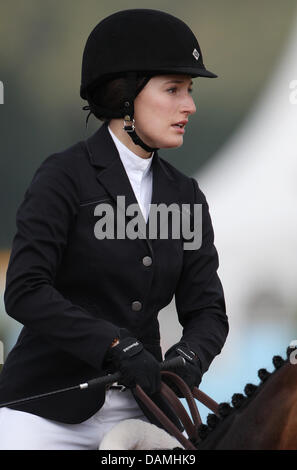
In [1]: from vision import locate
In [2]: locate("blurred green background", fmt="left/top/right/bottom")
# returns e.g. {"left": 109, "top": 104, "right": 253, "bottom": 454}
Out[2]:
{"left": 1, "top": 1, "right": 297, "bottom": 416}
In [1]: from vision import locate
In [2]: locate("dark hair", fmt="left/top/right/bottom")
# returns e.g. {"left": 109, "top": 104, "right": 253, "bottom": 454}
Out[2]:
{"left": 86, "top": 76, "right": 150, "bottom": 122}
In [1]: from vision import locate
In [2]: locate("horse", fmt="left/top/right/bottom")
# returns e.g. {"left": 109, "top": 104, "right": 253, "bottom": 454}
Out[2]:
{"left": 100, "top": 347, "right": 297, "bottom": 450}
{"left": 195, "top": 347, "right": 297, "bottom": 450}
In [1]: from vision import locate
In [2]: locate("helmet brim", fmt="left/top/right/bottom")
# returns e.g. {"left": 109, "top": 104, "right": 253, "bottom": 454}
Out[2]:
{"left": 141, "top": 66, "right": 218, "bottom": 79}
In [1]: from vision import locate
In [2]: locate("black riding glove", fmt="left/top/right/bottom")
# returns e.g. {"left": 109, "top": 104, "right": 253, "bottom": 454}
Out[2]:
{"left": 104, "top": 337, "right": 161, "bottom": 395}
{"left": 164, "top": 341, "right": 202, "bottom": 397}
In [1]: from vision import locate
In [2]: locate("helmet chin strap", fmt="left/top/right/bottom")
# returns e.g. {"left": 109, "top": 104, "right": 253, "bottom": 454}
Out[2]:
{"left": 123, "top": 116, "right": 159, "bottom": 153}
{"left": 83, "top": 72, "right": 159, "bottom": 153}
{"left": 123, "top": 72, "right": 159, "bottom": 153}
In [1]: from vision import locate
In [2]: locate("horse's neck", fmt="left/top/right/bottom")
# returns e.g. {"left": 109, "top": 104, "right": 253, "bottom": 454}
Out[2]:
{"left": 241, "top": 362, "right": 297, "bottom": 450}
{"left": 273, "top": 362, "right": 297, "bottom": 449}
{"left": 199, "top": 362, "right": 296, "bottom": 450}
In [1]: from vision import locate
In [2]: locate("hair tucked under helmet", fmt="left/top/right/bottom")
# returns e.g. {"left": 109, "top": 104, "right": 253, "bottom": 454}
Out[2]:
{"left": 80, "top": 9, "right": 217, "bottom": 152}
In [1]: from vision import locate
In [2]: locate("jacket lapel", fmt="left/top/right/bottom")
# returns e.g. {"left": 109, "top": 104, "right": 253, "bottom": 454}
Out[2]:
{"left": 85, "top": 123, "right": 180, "bottom": 250}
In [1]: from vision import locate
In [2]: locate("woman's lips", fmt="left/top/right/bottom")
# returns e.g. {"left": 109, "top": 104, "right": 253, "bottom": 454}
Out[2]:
{"left": 171, "top": 124, "right": 185, "bottom": 134}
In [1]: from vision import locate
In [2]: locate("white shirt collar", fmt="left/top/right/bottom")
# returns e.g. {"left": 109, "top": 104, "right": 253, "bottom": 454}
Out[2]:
{"left": 108, "top": 125, "right": 153, "bottom": 178}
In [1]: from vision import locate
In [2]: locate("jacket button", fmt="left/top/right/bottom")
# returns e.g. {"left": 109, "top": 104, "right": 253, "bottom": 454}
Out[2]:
{"left": 142, "top": 256, "right": 152, "bottom": 267}
{"left": 132, "top": 301, "right": 142, "bottom": 311}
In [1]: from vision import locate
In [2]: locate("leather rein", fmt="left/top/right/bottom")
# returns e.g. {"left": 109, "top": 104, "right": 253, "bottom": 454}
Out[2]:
{"left": 133, "top": 370, "right": 219, "bottom": 450}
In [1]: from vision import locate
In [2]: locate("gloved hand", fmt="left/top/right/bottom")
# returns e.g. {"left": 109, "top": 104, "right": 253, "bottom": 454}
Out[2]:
{"left": 104, "top": 337, "right": 161, "bottom": 395}
{"left": 163, "top": 341, "right": 202, "bottom": 397}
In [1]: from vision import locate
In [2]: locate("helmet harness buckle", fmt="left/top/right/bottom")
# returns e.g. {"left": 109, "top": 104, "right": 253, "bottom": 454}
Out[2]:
{"left": 123, "top": 114, "right": 135, "bottom": 133}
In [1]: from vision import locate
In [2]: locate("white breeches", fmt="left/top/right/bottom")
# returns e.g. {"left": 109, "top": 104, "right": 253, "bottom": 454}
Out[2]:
{"left": 0, "top": 388, "right": 149, "bottom": 450}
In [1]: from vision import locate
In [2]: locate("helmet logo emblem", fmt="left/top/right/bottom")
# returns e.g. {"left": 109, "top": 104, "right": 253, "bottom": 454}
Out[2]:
{"left": 192, "top": 48, "right": 200, "bottom": 61}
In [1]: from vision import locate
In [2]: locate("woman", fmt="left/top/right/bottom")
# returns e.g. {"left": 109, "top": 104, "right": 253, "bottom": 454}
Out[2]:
{"left": 0, "top": 9, "right": 228, "bottom": 449}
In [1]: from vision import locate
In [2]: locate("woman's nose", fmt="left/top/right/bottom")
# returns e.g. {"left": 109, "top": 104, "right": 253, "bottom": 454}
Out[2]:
{"left": 182, "top": 95, "right": 196, "bottom": 116}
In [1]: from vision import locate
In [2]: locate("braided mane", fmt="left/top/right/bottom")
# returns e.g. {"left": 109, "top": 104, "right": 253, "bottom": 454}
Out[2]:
{"left": 194, "top": 347, "right": 294, "bottom": 446}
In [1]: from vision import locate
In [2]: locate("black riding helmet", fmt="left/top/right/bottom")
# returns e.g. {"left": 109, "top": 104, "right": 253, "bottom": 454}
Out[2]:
{"left": 80, "top": 9, "right": 217, "bottom": 152}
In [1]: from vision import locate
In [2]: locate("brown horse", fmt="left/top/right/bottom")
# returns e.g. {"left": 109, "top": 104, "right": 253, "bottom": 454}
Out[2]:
{"left": 194, "top": 347, "right": 297, "bottom": 450}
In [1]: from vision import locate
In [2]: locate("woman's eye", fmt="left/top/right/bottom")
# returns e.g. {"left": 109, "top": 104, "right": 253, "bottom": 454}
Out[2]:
{"left": 167, "top": 87, "right": 193, "bottom": 94}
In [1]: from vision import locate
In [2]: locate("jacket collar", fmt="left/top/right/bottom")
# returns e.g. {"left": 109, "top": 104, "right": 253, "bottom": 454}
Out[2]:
{"left": 84, "top": 122, "right": 180, "bottom": 243}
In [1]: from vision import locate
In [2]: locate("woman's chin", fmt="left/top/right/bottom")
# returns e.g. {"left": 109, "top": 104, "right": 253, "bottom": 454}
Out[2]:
{"left": 136, "top": 128, "right": 184, "bottom": 150}
{"left": 159, "top": 136, "right": 184, "bottom": 149}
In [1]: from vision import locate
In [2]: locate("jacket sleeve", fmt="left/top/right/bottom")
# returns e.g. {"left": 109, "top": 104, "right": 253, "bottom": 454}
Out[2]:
{"left": 174, "top": 177, "right": 229, "bottom": 374}
{"left": 4, "top": 155, "right": 121, "bottom": 370}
